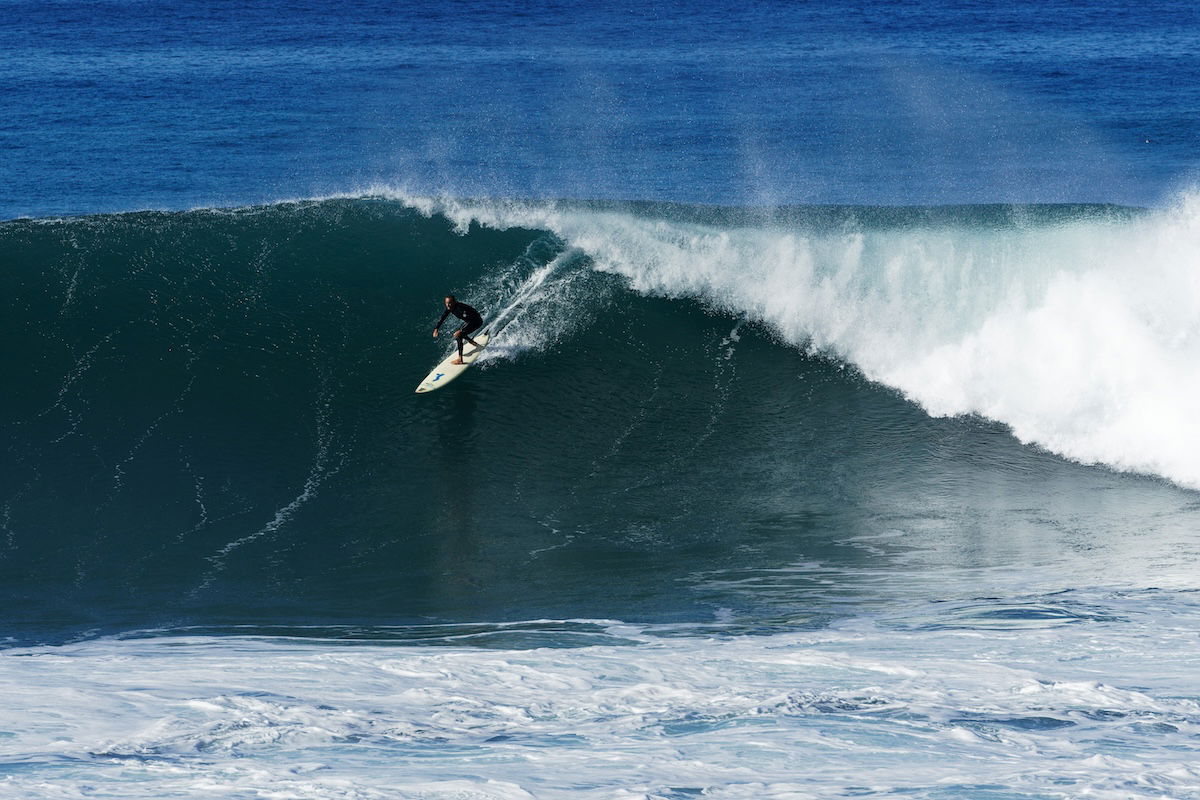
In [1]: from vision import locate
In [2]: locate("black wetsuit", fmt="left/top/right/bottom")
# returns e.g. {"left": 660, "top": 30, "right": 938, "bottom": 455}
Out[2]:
{"left": 436, "top": 301, "right": 484, "bottom": 357}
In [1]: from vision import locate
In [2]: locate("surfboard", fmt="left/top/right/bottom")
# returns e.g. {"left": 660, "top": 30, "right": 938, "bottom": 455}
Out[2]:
{"left": 414, "top": 331, "right": 490, "bottom": 393}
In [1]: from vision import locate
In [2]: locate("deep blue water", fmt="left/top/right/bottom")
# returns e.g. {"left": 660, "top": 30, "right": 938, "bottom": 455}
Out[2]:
{"left": 3, "top": 0, "right": 1200, "bottom": 218}
{"left": 3, "top": 2, "right": 1200, "bottom": 798}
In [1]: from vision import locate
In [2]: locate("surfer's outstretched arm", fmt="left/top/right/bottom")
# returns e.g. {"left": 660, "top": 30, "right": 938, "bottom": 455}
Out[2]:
{"left": 433, "top": 308, "right": 452, "bottom": 337}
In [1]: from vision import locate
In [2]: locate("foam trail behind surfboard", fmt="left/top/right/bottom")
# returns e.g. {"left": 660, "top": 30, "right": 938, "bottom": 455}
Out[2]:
{"left": 481, "top": 255, "right": 567, "bottom": 342}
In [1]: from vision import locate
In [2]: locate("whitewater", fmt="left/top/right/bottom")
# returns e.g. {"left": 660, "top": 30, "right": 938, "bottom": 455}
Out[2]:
{"left": 5, "top": 593, "right": 1200, "bottom": 799}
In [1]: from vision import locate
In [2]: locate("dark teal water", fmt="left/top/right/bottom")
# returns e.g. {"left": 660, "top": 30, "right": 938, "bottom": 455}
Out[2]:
{"left": 3, "top": 199, "right": 1196, "bottom": 647}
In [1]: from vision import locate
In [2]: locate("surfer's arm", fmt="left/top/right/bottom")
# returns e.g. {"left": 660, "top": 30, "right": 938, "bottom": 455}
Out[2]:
{"left": 433, "top": 308, "right": 452, "bottom": 336}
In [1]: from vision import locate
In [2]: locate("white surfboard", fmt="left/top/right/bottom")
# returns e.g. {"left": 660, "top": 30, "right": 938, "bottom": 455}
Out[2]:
{"left": 414, "top": 331, "right": 490, "bottom": 393}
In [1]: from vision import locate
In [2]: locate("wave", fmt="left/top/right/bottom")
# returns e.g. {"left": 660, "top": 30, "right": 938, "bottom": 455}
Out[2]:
{"left": 1, "top": 194, "right": 1197, "bottom": 643}
{"left": 394, "top": 189, "right": 1200, "bottom": 489}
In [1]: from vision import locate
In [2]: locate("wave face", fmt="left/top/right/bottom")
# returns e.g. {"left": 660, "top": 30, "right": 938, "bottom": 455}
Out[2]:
{"left": 416, "top": 191, "right": 1200, "bottom": 487}
{"left": 2, "top": 197, "right": 1198, "bottom": 644}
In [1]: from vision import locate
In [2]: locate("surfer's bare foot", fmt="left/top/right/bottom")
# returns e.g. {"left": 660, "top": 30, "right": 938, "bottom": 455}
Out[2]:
{"left": 451, "top": 358, "right": 464, "bottom": 365}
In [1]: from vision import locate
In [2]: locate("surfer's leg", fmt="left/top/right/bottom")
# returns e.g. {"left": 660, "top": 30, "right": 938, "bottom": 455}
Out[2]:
{"left": 453, "top": 329, "right": 465, "bottom": 362}
{"left": 460, "top": 320, "right": 482, "bottom": 348}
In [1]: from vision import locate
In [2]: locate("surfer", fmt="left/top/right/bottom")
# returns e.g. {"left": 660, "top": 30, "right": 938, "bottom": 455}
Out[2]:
{"left": 433, "top": 295, "right": 484, "bottom": 365}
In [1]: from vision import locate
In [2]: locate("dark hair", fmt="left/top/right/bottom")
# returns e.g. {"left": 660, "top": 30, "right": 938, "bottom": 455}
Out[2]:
{"left": 445, "top": 294, "right": 456, "bottom": 302}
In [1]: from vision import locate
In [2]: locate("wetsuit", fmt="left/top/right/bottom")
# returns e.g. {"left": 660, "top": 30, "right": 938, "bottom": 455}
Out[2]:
{"left": 435, "top": 301, "right": 484, "bottom": 358}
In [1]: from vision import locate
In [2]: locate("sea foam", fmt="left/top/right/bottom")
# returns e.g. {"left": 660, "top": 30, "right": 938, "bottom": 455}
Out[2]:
{"left": 4, "top": 596, "right": 1200, "bottom": 799}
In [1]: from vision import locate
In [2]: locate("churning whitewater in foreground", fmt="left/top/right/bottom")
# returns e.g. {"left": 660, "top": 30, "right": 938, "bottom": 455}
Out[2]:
{"left": 5, "top": 595, "right": 1200, "bottom": 800}
{"left": 400, "top": 189, "right": 1200, "bottom": 491}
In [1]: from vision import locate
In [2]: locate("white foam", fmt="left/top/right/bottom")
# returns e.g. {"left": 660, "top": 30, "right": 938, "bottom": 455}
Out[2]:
{"left": 3, "top": 602, "right": 1200, "bottom": 799}
{"left": 467, "top": 245, "right": 605, "bottom": 365}
{"left": 387, "top": 189, "right": 1200, "bottom": 490}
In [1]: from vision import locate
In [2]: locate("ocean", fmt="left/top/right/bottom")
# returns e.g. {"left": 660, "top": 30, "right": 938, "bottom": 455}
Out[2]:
{"left": 3, "top": 1, "right": 1200, "bottom": 797}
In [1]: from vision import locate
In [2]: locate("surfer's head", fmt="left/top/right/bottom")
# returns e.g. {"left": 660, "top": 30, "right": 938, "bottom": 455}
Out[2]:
{"left": 444, "top": 295, "right": 456, "bottom": 308}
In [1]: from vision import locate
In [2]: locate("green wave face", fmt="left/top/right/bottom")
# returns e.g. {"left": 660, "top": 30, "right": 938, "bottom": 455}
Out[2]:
{"left": 0, "top": 198, "right": 1188, "bottom": 644}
